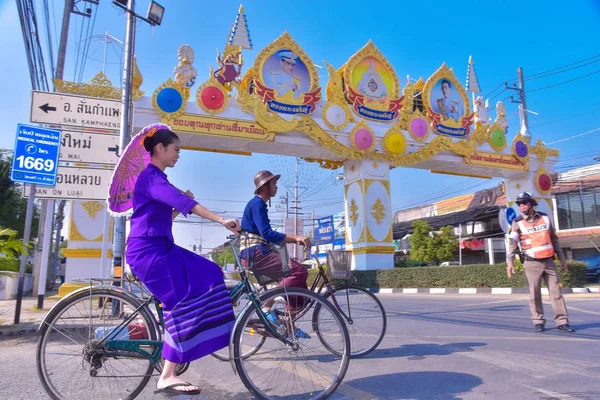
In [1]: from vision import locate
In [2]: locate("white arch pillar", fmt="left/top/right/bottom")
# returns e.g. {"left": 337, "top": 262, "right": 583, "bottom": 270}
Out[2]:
{"left": 343, "top": 158, "right": 395, "bottom": 270}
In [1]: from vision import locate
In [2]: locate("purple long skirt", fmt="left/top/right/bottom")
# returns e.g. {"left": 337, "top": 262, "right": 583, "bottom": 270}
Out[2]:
{"left": 126, "top": 237, "right": 235, "bottom": 363}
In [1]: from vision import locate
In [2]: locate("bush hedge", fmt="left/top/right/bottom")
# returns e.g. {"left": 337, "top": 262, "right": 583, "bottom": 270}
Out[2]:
{"left": 229, "top": 261, "right": 587, "bottom": 289}
{"left": 0, "top": 257, "right": 32, "bottom": 274}
{"left": 352, "top": 261, "right": 587, "bottom": 288}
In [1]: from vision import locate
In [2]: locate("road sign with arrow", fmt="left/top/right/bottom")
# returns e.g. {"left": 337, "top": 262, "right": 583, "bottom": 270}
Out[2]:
{"left": 30, "top": 91, "right": 122, "bottom": 131}
{"left": 59, "top": 130, "right": 119, "bottom": 165}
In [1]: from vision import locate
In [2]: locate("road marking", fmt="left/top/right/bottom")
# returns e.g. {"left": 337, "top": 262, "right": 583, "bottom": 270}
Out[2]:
{"left": 385, "top": 297, "right": 526, "bottom": 317}
{"left": 556, "top": 305, "right": 600, "bottom": 316}
{"left": 411, "top": 335, "right": 600, "bottom": 342}
{"left": 520, "top": 384, "right": 584, "bottom": 400}
{"left": 401, "top": 336, "right": 600, "bottom": 380}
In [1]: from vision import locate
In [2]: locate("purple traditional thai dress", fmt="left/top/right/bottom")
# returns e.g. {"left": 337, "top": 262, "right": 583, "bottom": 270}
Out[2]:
{"left": 125, "top": 164, "right": 235, "bottom": 363}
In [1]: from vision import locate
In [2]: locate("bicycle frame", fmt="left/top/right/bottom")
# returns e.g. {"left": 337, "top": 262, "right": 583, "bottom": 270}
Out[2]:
{"left": 100, "top": 295, "right": 165, "bottom": 367}
{"left": 294, "top": 244, "right": 354, "bottom": 324}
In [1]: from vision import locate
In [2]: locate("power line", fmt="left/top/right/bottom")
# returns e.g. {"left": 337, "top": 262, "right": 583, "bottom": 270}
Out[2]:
{"left": 525, "top": 58, "right": 600, "bottom": 81}
{"left": 525, "top": 54, "right": 600, "bottom": 79}
{"left": 546, "top": 127, "right": 600, "bottom": 145}
{"left": 527, "top": 68, "right": 600, "bottom": 93}
{"left": 530, "top": 107, "right": 600, "bottom": 129}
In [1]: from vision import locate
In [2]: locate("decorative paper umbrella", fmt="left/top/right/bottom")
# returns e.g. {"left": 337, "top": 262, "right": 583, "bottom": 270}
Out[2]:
{"left": 107, "top": 123, "right": 172, "bottom": 216}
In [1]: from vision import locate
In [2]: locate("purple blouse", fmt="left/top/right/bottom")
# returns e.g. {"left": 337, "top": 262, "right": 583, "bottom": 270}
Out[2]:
{"left": 128, "top": 164, "right": 198, "bottom": 242}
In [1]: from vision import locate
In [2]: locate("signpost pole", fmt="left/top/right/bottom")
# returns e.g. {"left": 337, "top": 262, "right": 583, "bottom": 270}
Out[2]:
{"left": 14, "top": 184, "right": 36, "bottom": 324}
{"left": 37, "top": 199, "right": 54, "bottom": 309}
{"left": 113, "top": 0, "right": 136, "bottom": 287}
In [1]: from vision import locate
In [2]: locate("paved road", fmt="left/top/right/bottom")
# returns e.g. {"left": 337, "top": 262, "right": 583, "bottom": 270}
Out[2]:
{"left": 3, "top": 293, "right": 600, "bottom": 399}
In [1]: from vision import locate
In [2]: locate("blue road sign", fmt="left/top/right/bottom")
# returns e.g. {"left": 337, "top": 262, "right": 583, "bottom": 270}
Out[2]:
{"left": 10, "top": 124, "right": 61, "bottom": 186}
{"left": 506, "top": 207, "right": 517, "bottom": 225}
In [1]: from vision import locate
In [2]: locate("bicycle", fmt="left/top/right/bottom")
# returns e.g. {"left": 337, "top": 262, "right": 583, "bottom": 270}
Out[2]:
{"left": 36, "top": 231, "right": 351, "bottom": 400}
{"left": 212, "top": 241, "right": 387, "bottom": 360}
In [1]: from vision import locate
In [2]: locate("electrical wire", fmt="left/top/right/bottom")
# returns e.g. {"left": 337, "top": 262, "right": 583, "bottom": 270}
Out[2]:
{"left": 525, "top": 54, "right": 600, "bottom": 79}
{"left": 526, "top": 59, "right": 600, "bottom": 81}
{"left": 546, "top": 127, "right": 600, "bottom": 145}
{"left": 529, "top": 107, "right": 600, "bottom": 129}
{"left": 527, "top": 69, "right": 600, "bottom": 93}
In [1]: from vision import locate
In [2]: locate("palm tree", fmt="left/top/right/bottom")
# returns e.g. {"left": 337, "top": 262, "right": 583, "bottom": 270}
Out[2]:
{"left": 0, "top": 227, "right": 28, "bottom": 258}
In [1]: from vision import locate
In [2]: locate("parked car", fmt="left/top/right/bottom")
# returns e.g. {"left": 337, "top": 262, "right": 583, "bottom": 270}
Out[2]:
{"left": 579, "top": 256, "right": 600, "bottom": 283}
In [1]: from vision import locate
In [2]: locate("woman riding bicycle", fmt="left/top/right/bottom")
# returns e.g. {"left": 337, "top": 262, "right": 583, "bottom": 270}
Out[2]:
{"left": 240, "top": 170, "right": 312, "bottom": 338}
{"left": 125, "top": 126, "right": 239, "bottom": 396}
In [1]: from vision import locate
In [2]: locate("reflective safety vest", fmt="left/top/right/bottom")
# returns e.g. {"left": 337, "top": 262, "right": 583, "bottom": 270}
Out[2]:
{"left": 517, "top": 215, "right": 555, "bottom": 259}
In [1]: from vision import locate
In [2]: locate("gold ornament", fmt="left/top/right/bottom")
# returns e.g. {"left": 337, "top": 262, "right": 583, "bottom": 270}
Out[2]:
{"left": 322, "top": 61, "right": 354, "bottom": 131}
{"left": 350, "top": 246, "right": 395, "bottom": 254}
{"left": 54, "top": 66, "right": 144, "bottom": 101}
{"left": 61, "top": 248, "right": 113, "bottom": 258}
{"left": 301, "top": 158, "right": 344, "bottom": 170}
{"left": 531, "top": 138, "right": 559, "bottom": 163}
{"left": 370, "top": 197, "right": 387, "bottom": 225}
{"left": 81, "top": 201, "right": 104, "bottom": 219}
{"left": 349, "top": 199, "right": 359, "bottom": 226}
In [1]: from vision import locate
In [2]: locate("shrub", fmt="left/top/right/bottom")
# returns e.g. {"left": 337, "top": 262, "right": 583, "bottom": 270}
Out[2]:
{"left": 351, "top": 261, "right": 587, "bottom": 288}
{"left": 0, "top": 257, "right": 32, "bottom": 274}
{"left": 229, "top": 261, "right": 587, "bottom": 289}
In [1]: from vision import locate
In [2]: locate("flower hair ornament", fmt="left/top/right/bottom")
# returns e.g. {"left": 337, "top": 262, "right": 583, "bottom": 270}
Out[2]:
{"left": 138, "top": 123, "right": 172, "bottom": 145}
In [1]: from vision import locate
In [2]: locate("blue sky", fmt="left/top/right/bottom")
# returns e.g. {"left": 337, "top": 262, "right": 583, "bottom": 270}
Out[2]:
{"left": 1, "top": 0, "right": 600, "bottom": 252}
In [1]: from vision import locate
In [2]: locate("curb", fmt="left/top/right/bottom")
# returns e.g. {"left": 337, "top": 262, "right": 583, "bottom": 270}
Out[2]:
{"left": 367, "top": 287, "right": 596, "bottom": 294}
{"left": 0, "top": 323, "right": 39, "bottom": 338}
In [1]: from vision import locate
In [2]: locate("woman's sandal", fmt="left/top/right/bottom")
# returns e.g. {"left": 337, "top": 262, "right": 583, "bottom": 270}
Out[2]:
{"left": 153, "top": 382, "right": 201, "bottom": 396}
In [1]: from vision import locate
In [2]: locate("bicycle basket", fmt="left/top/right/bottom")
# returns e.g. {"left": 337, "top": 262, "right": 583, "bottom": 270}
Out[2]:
{"left": 247, "top": 242, "right": 292, "bottom": 286}
{"left": 326, "top": 250, "right": 352, "bottom": 280}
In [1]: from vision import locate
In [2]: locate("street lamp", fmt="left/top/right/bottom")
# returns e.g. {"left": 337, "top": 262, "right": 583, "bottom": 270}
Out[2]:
{"left": 147, "top": 2, "right": 164, "bottom": 25}
{"left": 111, "top": 0, "right": 165, "bottom": 287}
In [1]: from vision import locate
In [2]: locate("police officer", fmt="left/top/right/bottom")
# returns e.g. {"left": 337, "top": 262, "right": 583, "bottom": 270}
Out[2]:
{"left": 507, "top": 192, "right": 575, "bottom": 333}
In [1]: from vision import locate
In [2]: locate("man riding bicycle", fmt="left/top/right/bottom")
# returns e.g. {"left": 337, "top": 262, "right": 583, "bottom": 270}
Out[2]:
{"left": 240, "top": 170, "right": 312, "bottom": 338}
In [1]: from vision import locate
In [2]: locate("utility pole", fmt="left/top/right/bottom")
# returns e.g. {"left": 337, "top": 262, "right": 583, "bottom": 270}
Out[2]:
{"left": 294, "top": 157, "right": 299, "bottom": 259}
{"left": 113, "top": 0, "right": 137, "bottom": 288}
{"left": 506, "top": 67, "right": 531, "bottom": 141}
{"left": 55, "top": 0, "right": 74, "bottom": 82}
{"left": 35, "top": 0, "right": 77, "bottom": 308}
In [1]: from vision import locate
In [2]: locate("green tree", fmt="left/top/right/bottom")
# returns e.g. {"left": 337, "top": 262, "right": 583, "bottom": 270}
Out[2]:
{"left": 0, "top": 149, "right": 40, "bottom": 239}
{"left": 0, "top": 227, "right": 29, "bottom": 257}
{"left": 210, "top": 246, "right": 235, "bottom": 268}
{"left": 409, "top": 220, "right": 458, "bottom": 265}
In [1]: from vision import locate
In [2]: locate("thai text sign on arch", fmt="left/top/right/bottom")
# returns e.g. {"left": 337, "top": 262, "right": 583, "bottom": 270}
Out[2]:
{"left": 170, "top": 114, "right": 275, "bottom": 141}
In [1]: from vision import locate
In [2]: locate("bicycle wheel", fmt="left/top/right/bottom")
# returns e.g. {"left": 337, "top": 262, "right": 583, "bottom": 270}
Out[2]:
{"left": 37, "top": 288, "right": 158, "bottom": 400}
{"left": 211, "top": 291, "right": 266, "bottom": 361}
{"left": 233, "top": 287, "right": 351, "bottom": 400}
{"left": 155, "top": 356, "right": 191, "bottom": 376}
{"left": 317, "top": 284, "right": 387, "bottom": 358}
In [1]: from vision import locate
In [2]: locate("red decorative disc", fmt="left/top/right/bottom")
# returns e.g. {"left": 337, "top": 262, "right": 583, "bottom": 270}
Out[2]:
{"left": 201, "top": 86, "right": 225, "bottom": 110}
{"left": 538, "top": 173, "right": 552, "bottom": 192}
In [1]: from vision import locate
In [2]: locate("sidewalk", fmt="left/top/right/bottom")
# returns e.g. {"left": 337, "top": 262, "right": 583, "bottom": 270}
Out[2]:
{"left": 0, "top": 290, "right": 59, "bottom": 337}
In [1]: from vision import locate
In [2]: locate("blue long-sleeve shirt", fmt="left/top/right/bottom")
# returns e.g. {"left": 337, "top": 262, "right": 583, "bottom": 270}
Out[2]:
{"left": 240, "top": 196, "right": 285, "bottom": 257}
